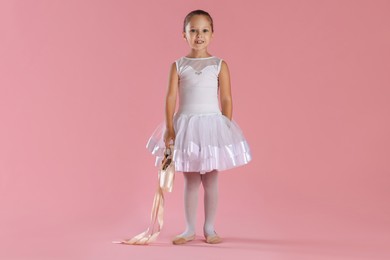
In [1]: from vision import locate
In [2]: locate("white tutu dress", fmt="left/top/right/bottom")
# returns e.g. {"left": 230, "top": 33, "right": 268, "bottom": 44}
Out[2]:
{"left": 146, "top": 56, "right": 252, "bottom": 174}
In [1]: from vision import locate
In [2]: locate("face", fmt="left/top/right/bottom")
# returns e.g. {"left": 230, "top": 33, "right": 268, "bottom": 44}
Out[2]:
{"left": 183, "top": 15, "right": 213, "bottom": 51}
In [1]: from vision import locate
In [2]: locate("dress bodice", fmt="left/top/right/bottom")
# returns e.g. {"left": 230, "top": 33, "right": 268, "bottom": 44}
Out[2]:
{"left": 175, "top": 56, "right": 223, "bottom": 114}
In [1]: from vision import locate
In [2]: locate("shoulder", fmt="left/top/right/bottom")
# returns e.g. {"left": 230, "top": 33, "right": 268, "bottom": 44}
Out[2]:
{"left": 174, "top": 56, "right": 184, "bottom": 64}
{"left": 220, "top": 60, "right": 229, "bottom": 70}
{"left": 214, "top": 56, "right": 228, "bottom": 67}
{"left": 173, "top": 56, "right": 184, "bottom": 73}
{"left": 168, "top": 60, "right": 179, "bottom": 78}
{"left": 215, "top": 57, "right": 229, "bottom": 75}
{"left": 173, "top": 56, "right": 185, "bottom": 68}
{"left": 216, "top": 57, "right": 228, "bottom": 66}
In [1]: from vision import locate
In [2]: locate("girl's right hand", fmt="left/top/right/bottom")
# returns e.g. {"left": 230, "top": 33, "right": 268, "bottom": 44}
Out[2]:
{"left": 163, "top": 129, "right": 176, "bottom": 148}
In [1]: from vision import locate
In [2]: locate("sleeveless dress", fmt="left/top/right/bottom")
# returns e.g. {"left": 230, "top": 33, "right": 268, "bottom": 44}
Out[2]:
{"left": 146, "top": 56, "right": 252, "bottom": 174}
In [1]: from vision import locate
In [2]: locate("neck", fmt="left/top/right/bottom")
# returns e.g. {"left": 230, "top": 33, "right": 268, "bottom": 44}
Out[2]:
{"left": 186, "top": 50, "right": 211, "bottom": 58}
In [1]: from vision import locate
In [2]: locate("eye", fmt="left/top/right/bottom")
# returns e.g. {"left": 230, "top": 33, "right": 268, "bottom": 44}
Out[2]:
{"left": 203, "top": 29, "right": 209, "bottom": 32}
{"left": 190, "top": 29, "right": 196, "bottom": 32}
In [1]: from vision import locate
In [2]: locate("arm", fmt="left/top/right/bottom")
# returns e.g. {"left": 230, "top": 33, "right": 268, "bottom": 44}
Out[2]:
{"left": 164, "top": 62, "right": 179, "bottom": 146}
{"left": 218, "top": 60, "right": 233, "bottom": 120}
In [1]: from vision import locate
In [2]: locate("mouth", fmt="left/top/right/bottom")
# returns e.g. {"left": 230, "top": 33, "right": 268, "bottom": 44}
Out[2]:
{"left": 195, "top": 40, "right": 204, "bottom": 44}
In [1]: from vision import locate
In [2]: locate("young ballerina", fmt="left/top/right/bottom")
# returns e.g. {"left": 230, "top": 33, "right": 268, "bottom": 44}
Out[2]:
{"left": 146, "top": 9, "right": 252, "bottom": 245}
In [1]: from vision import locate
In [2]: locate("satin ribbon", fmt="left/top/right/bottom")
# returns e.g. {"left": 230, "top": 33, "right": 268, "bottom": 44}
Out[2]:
{"left": 112, "top": 146, "right": 174, "bottom": 245}
{"left": 112, "top": 184, "right": 165, "bottom": 245}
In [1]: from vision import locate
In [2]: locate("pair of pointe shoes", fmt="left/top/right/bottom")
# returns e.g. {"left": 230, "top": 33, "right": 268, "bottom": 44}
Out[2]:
{"left": 172, "top": 232, "right": 222, "bottom": 245}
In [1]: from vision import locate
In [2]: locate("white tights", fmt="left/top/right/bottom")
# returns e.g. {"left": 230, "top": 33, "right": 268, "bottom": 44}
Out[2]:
{"left": 178, "top": 170, "right": 219, "bottom": 237}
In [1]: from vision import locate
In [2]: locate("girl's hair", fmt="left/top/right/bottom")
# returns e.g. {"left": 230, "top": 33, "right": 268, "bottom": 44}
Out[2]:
{"left": 183, "top": 9, "right": 214, "bottom": 33}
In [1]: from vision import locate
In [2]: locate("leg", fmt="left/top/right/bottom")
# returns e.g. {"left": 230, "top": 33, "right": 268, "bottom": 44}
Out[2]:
{"left": 201, "top": 170, "right": 219, "bottom": 237}
{"left": 178, "top": 171, "right": 201, "bottom": 237}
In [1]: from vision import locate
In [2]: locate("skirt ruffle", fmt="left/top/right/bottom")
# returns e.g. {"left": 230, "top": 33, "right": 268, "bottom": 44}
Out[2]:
{"left": 146, "top": 112, "right": 252, "bottom": 174}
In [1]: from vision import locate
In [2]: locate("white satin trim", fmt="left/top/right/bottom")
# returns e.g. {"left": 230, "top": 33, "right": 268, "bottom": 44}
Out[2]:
{"left": 146, "top": 112, "right": 252, "bottom": 174}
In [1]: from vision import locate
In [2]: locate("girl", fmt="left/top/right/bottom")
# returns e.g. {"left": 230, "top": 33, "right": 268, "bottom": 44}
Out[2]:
{"left": 146, "top": 9, "right": 252, "bottom": 245}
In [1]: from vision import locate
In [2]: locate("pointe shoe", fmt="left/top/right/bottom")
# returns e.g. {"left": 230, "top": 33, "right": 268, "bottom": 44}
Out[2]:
{"left": 205, "top": 232, "right": 222, "bottom": 244}
{"left": 172, "top": 234, "right": 196, "bottom": 245}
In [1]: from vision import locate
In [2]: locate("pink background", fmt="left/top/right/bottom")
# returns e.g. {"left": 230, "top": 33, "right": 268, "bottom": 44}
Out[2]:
{"left": 1, "top": 1, "right": 389, "bottom": 259}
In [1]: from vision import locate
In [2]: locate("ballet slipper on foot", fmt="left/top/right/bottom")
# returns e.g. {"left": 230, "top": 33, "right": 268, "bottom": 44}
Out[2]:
{"left": 172, "top": 234, "right": 196, "bottom": 245}
{"left": 205, "top": 232, "right": 222, "bottom": 244}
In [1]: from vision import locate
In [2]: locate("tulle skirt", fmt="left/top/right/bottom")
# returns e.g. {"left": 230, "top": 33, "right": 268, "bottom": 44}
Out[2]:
{"left": 146, "top": 112, "right": 252, "bottom": 174}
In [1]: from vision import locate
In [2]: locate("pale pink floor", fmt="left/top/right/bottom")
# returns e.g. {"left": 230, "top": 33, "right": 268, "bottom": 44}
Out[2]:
{"left": 1, "top": 175, "right": 389, "bottom": 260}
{"left": 1, "top": 217, "right": 388, "bottom": 260}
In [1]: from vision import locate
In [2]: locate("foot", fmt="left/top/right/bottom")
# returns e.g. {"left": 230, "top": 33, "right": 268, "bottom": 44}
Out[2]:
{"left": 204, "top": 230, "right": 222, "bottom": 244}
{"left": 172, "top": 233, "right": 196, "bottom": 245}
